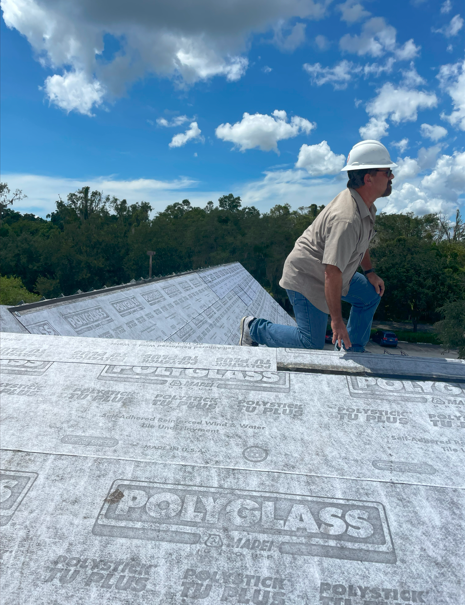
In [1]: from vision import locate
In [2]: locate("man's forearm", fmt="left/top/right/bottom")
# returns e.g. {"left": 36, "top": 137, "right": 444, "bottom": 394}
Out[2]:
{"left": 324, "top": 269, "right": 343, "bottom": 321}
{"left": 324, "top": 264, "right": 352, "bottom": 349}
{"left": 360, "top": 249, "right": 385, "bottom": 295}
{"left": 360, "top": 250, "right": 373, "bottom": 272}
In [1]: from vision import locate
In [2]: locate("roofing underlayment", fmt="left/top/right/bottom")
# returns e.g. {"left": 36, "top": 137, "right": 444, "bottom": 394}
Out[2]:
{"left": 0, "top": 263, "right": 295, "bottom": 345}
{"left": 0, "top": 305, "right": 28, "bottom": 333}
{"left": 1, "top": 331, "right": 464, "bottom": 604}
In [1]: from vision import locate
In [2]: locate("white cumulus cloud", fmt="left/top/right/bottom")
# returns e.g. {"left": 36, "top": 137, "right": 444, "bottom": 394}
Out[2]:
{"left": 391, "top": 145, "right": 443, "bottom": 183}
{"left": 362, "top": 57, "right": 395, "bottom": 77}
{"left": 303, "top": 60, "right": 360, "bottom": 89}
{"left": 441, "top": 0, "right": 452, "bottom": 14}
{"left": 438, "top": 59, "right": 465, "bottom": 130}
{"left": 315, "top": 35, "right": 330, "bottom": 50}
{"left": 359, "top": 117, "right": 389, "bottom": 140}
{"left": 169, "top": 122, "right": 204, "bottom": 148}
{"left": 340, "top": 17, "right": 396, "bottom": 57}
{"left": 295, "top": 141, "right": 346, "bottom": 176}
{"left": 392, "top": 138, "right": 409, "bottom": 153}
{"left": 157, "top": 116, "right": 190, "bottom": 127}
{"left": 339, "top": 16, "right": 420, "bottom": 61}
{"left": 379, "top": 150, "right": 465, "bottom": 215}
{"left": 417, "top": 144, "right": 444, "bottom": 171}
{"left": 420, "top": 123, "right": 448, "bottom": 141}
{"left": 433, "top": 14, "right": 464, "bottom": 37}
{"left": 43, "top": 70, "right": 105, "bottom": 116}
{"left": 393, "top": 157, "right": 422, "bottom": 182}
{"left": 337, "top": 0, "right": 371, "bottom": 23}
{"left": 215, "top": 110, "right": 316, "bottom": 153}
{"left": 382, "top": 183, "right": 452, "bottom": 215}
{"left": 1, "top": 0, "right": 330, "bottom": 115}
{"left": 365, "top": 82, "right": 438, "bottom": 123}
{"left": 304, "top": 57, "right": 396, "bottom": 90}
{"left": 272, "top": 21, "right": 307, "bottom": 52}
{"left": 421, "top": 151, "right": 465, "bottom": 201}
{"left": 401, "top": 63, "right": 425, "bottom": 87}
{"left": 394, "top": 39, "right": 421, "bottom": 61}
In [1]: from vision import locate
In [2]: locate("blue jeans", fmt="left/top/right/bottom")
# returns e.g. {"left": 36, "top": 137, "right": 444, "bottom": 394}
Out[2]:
{"left": 249, "top": 272, "right": 381, "bottom": 352}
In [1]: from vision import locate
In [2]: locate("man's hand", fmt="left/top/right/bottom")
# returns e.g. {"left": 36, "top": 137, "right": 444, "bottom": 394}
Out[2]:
{"left": 325, "top": 264, "right": 352, "bottom": 350}
{"left": 367, "top": 272, "right": 385, "bottom": 296}
{"left": 331, "top": 318, "right": 352, "bottom": 350}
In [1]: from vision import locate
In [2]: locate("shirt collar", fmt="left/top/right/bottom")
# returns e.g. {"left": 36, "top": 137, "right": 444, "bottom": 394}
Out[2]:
{"left": 349, "top": 188, "right": 376, "bottom": 222}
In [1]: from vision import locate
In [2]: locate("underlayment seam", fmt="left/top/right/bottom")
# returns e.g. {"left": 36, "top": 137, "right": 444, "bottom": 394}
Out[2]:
{"left": 2, "top": 447, "right": 462, "bottom": 491}
{"left": 277, "top": 364, "right": 465, "bottom": 384}
{"left": 1, "top": 355, "right": 461, "bottom": 383}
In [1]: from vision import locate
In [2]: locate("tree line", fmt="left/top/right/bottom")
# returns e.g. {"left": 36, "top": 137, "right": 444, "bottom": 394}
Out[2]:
{"left": 1, "top": 185, "right": 464, "bottom": 351}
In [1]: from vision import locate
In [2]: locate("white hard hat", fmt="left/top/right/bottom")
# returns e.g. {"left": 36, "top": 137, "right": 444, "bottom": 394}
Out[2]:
{"left": 341, "top": 140, "right": 397, "bottom": 171}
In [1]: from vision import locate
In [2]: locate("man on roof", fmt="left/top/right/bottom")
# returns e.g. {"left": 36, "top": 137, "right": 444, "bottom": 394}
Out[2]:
{"left": 240, "top": 139, "right": 396, "bottom": 353}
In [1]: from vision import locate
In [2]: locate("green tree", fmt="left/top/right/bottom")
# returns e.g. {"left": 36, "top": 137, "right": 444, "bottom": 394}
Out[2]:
{"left": 34, "top": 276, "right": 62, "bottom": 299}
{"left": 372, "top": 235, "right": 462, "bottom": 330}
{"left": 0, "top": 183, "right": 27, "bottom": 226}
{"left": 0, "top": 276, "right": 41, "bottom": 305}
{"left": 434, "top": 301, "right": 465, "bottom": 358}
{"left": 158, "top": 199, "right": 193, "bottom": 220}
{"left": 374, "top": 212, "right": 441, "bottom": 243}
{"left": 66, "top": 187, "right": 109, "bottom": 221}
{"left": 218, "top": 194, "right": 242, "bottom": 212}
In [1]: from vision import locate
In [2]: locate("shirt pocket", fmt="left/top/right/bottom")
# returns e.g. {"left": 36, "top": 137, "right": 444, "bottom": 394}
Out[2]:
{"left": 356, "top": 234, "right": 369, "bottom": 255}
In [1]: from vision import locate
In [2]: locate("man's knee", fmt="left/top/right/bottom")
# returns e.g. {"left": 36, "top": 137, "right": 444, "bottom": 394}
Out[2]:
{"left": 361, "top": 290, "right": 381, "bottom": 309}
{"left": 298, "top": 329, "right": 324, "bottom": 350}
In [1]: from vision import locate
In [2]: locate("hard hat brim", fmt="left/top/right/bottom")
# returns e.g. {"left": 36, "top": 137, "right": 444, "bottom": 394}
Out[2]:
{"left": 341, "top": 161, "right": 398, "bottom": 172}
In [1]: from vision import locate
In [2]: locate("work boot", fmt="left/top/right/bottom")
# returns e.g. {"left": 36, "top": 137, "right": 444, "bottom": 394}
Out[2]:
{"left": 239, "top": 316, "right": 258, "bottom": 346}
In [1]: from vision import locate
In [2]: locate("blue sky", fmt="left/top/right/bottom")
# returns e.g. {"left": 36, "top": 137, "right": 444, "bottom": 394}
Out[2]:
{"left": 1, "top": 0, "right": 464, "bottom": 218}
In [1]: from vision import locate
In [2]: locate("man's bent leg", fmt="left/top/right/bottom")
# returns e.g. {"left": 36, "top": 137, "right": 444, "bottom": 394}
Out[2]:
{"left": 249, "top": 290, "right": 327, "bottom": 349}
{"left": 342, "top": 272, "right": 381, "bottom": 352}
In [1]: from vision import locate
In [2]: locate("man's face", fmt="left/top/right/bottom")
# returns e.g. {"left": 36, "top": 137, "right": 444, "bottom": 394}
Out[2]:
{"left": 372, "top": 169, "right": 394, "bottom": 198}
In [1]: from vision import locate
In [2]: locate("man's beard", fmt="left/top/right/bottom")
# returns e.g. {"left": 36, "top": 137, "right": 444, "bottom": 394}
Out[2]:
{"left": 381, "top": 182, "right": 393, "bottom": 197}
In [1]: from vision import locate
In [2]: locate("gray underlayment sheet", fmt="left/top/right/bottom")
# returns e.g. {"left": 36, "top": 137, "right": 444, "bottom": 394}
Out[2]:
{"left": 1, "top": 332, "right": 464, "bottom": 604}
{"left": 0, "top": 306, "right": 28, "bottom": 334}
{"left": 5, "top": 263, "right": 295, "bottom": 345}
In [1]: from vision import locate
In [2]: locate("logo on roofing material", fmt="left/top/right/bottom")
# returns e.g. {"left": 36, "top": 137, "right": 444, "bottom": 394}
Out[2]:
{"left": 0, "top": 359, "right": 53, "bottom": 376}
{"left": 0, "top": 470, "right": 37, "bottom": 526}
{"left": 347, "top": 376, "right": 465, "bottom": 402}
{"left": 93, "top": 481, "right": 396, "bottom": 564}
{"left": 162, "top": 284, "right": 181, "bottom": 298}
{"left": 62, "top": 306, "right": 113, "bottom": 334}
{"left": 98, "top": 365, "right": 290, "bottom": 392}
{"left": 140, "top": 289, "right": 165, "bottom": 306}
{"left": 27, "top": 321, "right": 60, "bottom": 336}
{"left": 243, "top": 446, "right": 268, "bottom": 462}
{"left": 111, "top": 296, "right": 144, "bottom": 317}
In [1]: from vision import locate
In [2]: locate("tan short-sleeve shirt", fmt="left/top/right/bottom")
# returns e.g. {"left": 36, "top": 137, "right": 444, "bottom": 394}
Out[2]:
{"left": 279, "top": 188, "right": 376, "bottom": 314}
